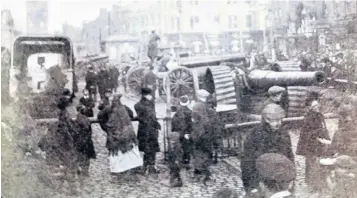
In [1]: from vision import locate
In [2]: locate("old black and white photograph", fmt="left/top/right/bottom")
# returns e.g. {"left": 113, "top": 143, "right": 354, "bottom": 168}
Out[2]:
{"left": 1, "top": 0, "right": 357, "bottom": 197}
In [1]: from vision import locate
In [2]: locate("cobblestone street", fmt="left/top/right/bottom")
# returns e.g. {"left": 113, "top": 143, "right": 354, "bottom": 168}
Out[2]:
{"left": 38, "top": 82, "right": 338, "bottom": 198}
{"left": 72, "top": 123, "right": 244, "bottom": 198}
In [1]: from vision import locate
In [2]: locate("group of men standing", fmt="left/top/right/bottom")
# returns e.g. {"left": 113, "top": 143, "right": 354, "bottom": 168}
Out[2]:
{"left": 85, "top": 63, "right": 120, "bottom": 101}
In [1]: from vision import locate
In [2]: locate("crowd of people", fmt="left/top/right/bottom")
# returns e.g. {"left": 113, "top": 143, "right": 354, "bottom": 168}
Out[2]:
{"left": 35, "top": 33, "right": 357, "bottom": 197}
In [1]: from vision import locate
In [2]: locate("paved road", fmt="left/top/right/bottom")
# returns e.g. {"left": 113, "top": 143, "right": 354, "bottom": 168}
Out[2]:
{"left": 70, "top": 82, "right": 245, "bottom": 198}
{"left": 68, "top": 82, "right": 338, "bottom": 198}
{"left": 71, "top": 123, "right": 244, "bottom": 198}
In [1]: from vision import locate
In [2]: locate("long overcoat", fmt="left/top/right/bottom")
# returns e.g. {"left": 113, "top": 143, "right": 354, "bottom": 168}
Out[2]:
{"left": 75, "top": 113, "right": 96, "bottom": 159}
{"left": 108, "top": 67, "right": 120, "bottom": 89}
{"left": 241, "top": 123, "right": 294, "bottom": 192}
{"left": 171, "top": 106, "right": 192, "bottom": 138}
{"left": 85, "top": 70, "right": 97, "bottom": 92}
{"left": 134, "top": 97, "right": 160, "bottom": 153}
{"left": 191, "top": 101, "right": 212, "bottom": 170}
{"left": 106, "top": 104, "right": 137, "bottom": 155}
{"left": 96, "top": 70, "right": 111, "bottom": 92}
{"left": 296, "top": 111, "right": 330, "bottom": 157}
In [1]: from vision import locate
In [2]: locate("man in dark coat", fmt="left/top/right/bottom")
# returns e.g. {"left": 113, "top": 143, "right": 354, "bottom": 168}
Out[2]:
{"left": 241, "top": 103, "right": 294, "bottom": 195}
{"left": 171, "top": 95, "right": 193, "bottom": 165}
{"left": 96, "top": 64, "right": 111, "bottom": 100}
{"left": 85, "top": 66, "right": 97, "bottom": 101}
{"left": 134, "top": 87, "right": 161, "bottom": 174}
{"left": 191, "top": 89, "right": 213, "bottom": 184}
{"left": 108, "top": 65, "right": 120, "bottom": 93}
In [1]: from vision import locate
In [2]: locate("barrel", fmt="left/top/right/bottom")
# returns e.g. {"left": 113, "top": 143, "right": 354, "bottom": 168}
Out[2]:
{"left": 248, "top": 70, "right": 326, "bottom": 89}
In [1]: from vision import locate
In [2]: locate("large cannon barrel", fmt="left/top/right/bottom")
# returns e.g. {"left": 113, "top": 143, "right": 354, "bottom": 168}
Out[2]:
{"left": 247, "top": 70, "right": 326, "bottom": 89}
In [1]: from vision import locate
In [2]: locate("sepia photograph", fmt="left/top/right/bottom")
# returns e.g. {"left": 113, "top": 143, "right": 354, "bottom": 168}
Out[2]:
{"left": 1, "top": 0, "right": 357, "bottom": 197}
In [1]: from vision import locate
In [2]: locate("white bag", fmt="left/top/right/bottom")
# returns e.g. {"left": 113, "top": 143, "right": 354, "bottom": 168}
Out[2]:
{"left": 109, "top": 145, "right": 143, "bottom": 173}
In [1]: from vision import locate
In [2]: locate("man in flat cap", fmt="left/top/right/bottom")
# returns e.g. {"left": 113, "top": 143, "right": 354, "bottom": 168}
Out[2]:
{"left": 256, "top": 153, "right": 296, "bottom": 198}
{"left": 241, "top": 103, "right": 294, "bottom": 195}
{"left": 171, "top": 95, "right": 193, "bottom": 165}
{"left": 191, "top": 89, "right": 214, "bottom": 184}
{"left": 134, "top": 87, "right": 161, "bottom": 175}
{"left": 264, "top": 86, "right": 289, "bottom": 115}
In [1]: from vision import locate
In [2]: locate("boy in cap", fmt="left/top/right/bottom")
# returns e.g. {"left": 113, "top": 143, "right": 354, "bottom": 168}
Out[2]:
{"left": 171, "top": 95, "right": 193, "bottom": 165}
{"left": 98, "top": 89, "right": 113, "bottom": 111}
{"left": 241, "top": 104, "right": 294, "bottom": 195}
{"left": 167, "top": 132, "right": 184, "bottom": 187}
{"left": 256, "top": 153, "right": 296, "bottom": 198}
{"left": 264, "top": 86, "right": 289, "bottom": 115}
{"left": 75, "top": 105, "right": 96, "bottom": 177}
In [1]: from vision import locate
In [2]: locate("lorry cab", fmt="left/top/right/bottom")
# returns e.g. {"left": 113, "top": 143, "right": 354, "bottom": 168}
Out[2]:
{"left": 9, "top": 35, "right": 76, "bottom": 118}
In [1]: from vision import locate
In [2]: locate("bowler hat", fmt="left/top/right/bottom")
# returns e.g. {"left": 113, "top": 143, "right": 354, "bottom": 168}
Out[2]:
{"left": 141, "top": 87, "right": 152, "bottom": 95}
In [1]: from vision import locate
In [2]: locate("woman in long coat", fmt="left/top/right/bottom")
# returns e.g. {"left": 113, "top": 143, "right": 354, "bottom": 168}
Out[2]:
{"left": 296, "top": 95, "right": 331, "bottom": 191}
{"left": 106, "top": 94, "right": 141, "bottom": 182}
{"left": 134, "top": 88, "right": 161, "bottom": 174}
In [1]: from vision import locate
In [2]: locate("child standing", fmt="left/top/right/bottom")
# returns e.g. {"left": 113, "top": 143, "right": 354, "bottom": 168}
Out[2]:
{"left": 75, "top": 105, "right": 96, "bottom": 177}
{"left": 167, "top": 132, "right": 184, "bottom": 187}
{"left": 79, "top": 89, "right": 95, "bottom": 117}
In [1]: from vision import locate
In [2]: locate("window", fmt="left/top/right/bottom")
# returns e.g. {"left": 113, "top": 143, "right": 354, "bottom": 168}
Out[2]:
{"left": 190, "top": 16, "right": 199, "bottom": 29}
{"left": 214, "top": 16, "right": 220, "bottom": 23}
{"left": 228, "top": 15, "right": 238, "bottom": 29}
{"left": 177, "top": 18, "right": 180, "bottom": 31}
{"left": 190, "top": 17, "right": 195, "bottom": 29}
{"left": 233, "top": 16, "right": 238, "bottom": 28}
{"left": 246, "top": 14, "right": 252, "bottom": 28}
{"left": 171, "top": 17, "right": 176, "bottom": 31}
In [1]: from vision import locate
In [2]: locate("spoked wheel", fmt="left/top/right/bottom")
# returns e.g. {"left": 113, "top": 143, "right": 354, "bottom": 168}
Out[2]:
{"left": 126, "top": 66, "right": 147, "bottom": 96}
{"left": 163, "top": 67, "right": 195, "bottom": 99}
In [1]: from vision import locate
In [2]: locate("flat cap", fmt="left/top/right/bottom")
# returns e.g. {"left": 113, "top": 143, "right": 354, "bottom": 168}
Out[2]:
{"left": 268, "top": 86, "right": 286, "bottom": 96}
{"left": 256, "top": 153, "right": 296, "bottom": 182}
{"left": 196, "top": 89, "right": 210, "bottom": 102}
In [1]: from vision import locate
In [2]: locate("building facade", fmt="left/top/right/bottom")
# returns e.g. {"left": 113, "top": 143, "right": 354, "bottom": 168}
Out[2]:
{"left": 82, "top": 0, "right": 267, "bottom": 55}
{"left": 26, "top": 1, "right": 49, "bottom": 34}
